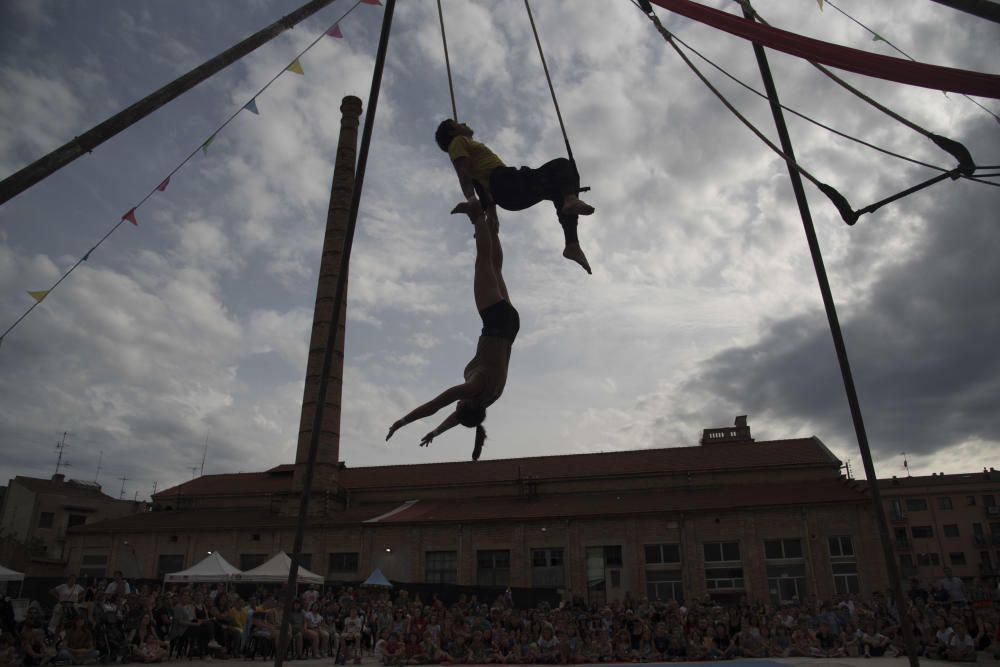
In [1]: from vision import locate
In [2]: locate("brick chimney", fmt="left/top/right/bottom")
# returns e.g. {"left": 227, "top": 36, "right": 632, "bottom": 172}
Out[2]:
{"left": 292, "top": 96, "right": 362, "bottom": 499}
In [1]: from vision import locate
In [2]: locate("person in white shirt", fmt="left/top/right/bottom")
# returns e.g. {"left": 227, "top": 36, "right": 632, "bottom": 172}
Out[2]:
{"left": 947, "top": 622, "right": 977, "bottom": 662}
{"left": 105, "top": 570, "right": 132, "bottom": 596}
{"left": 936, "top": 567, "right": 968, "bottom": 604}
{"left": 48, "top": 574, "right": 85, "bottom": 632}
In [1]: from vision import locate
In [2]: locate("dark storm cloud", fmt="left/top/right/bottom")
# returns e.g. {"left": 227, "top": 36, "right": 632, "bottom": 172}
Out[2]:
{"left": 682, "top": 116, "right": 1000, "bottom": 460}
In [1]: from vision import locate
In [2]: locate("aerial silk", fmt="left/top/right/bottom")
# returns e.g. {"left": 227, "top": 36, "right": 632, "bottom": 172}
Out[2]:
{"left": 649, "top": 0, "right": 1000, "bottom": 100}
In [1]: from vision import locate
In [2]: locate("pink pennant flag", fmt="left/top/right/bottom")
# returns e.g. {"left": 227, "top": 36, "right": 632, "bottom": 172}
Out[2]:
{"left": 122, "top": 208, "right": 138, "bottom": 226}
{"left": 326, "top": 23, "right": 343, "bottom": 38}
{"left": 157, "top": 176, "right": 171, "bottom": 192}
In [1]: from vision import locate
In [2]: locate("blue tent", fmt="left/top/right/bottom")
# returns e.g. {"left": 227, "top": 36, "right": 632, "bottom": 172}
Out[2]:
{"left": 362, "top": 568, "right": 392, "bottom": 588}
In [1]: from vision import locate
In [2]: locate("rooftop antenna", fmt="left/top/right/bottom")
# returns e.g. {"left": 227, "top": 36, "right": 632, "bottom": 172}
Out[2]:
{"left": 901, "top": 451, "right": 911, "bottom": 478}
{"left": 152, "top": 481, "right": 158, "bottom": 496}
{"left": 188, "top": 466, "right": 199, "bottom": 479}
{"left": 94, "top": 449, "right": 103, "bottom": 482}
{"left": 54, "top": 431, "right": 70, "bottom": 476}
{"left": 200, "top": 434, "right": 209, "bottom": 476}
{"left": 117, "top": 474, "right": 129, "bottom": 500}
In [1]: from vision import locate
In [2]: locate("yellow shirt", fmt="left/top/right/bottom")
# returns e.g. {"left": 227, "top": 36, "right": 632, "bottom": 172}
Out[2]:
{"left": 448, "top": 136, "right": 506, "bottom": 187}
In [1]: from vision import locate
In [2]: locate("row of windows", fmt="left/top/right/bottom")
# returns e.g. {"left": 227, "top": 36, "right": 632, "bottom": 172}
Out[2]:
{"left": 36, "top": 512, "right": 87, "bottom": 529}
{"left": 896, "top": 494, "right": 996, "bottom": 513}
{"left": 901, "top": 522, "right": 1000, "bottom": 540}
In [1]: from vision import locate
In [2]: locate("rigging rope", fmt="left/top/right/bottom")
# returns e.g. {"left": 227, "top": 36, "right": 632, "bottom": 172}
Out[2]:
{"left": 822, "top": 0, "right": 1000, "bottom": 124}
{"left": 667, "top": 24, "right": 998, "bottom": 189}
{"left": 436, "top": 0, "right": 458, "bottom": 120}
{"left": 524, "top": 0, "right": 574, "bottom": 162}
{"left": 737, "top": 1, "right": 975, "bottom": 176}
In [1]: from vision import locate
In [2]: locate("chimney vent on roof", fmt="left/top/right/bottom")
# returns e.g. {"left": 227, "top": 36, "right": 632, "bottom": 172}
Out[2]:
{"left": 700, "top": 416, "right": 754, "bottom": 446}
{"left": 52, "top": 473, "right": 65, "bottom": 482}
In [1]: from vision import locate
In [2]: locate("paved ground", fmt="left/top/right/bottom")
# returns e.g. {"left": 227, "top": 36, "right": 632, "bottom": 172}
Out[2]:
{"left": 151, "top": 654, "right": 1000, "bottom": 665}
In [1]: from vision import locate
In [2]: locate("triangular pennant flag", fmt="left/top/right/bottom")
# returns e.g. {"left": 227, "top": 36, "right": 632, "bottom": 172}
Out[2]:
{"left": 286, "top": 58, "right": 304, "bottom": 75}
{"left": 201, "top": 134, "right": 216, "bottom": 155}
{"left": 122, "top": 208, "right": 138, "bottom": 226}
{"left": 326, "top": 23, "right": 343, "bottom": 38}
{"left": 872, "top": 33, "right": 884, "bottom": 42}
{"left": 28, "top": 290, "right": 50, "bottom": 303}
{"left": 157, "top": 176, "right": 171, "bottom": 192}
{"left": 244, "top": 98, "right": 260, "bottom": 115}
{"left": 83, "top": 247, "right": 95, "bottom": 261}
{"left": 361, "top": 0, "right": 382, "bottom": 5}
{"left": 816, "top": 0, "right": 823, "bottom": 9}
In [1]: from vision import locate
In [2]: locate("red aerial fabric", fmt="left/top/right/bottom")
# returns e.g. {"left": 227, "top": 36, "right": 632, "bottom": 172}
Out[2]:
{"left": 648, "top": 0, "right": 1000, "bottom": 100}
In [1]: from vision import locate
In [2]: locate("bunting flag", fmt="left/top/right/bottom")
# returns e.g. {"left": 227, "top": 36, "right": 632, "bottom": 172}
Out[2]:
{"left": 83, "top": 247, "right": 95, "bottom": 261}
{"left": 816, "top": 0, "right": 824, "bottom": 9}
{"left": 872, "top": 33, "right": 884, "bottom": 43}
{"left": 326, "top": 23, "right": 343, "bottom": 38}
{"left": 157, "top": 176, "right": 171, "bottom": 192}
{"left": 201, "top": 134, "right": 215, "bottom": 155}
{"left": 361, "top": 0, "right": 382, "bottom": 4}
{"left": 244, "top": 98, "right": 260, "bottom": 115}
{"left": 286, "top": 58, "right": 305, "bottom": 75}
{"left": 122, "top": 208, "right": 138, "bottom": 226}
{"left": 28, "top": 290, "right": 50, "bottom": 303}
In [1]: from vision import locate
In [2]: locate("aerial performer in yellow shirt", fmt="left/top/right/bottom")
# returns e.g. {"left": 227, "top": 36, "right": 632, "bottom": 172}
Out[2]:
{"left": 386, "top": 205, "right": 517, "bottom": 461}
{"left": 434, "top": 119, "right": 596, "bottom": 274}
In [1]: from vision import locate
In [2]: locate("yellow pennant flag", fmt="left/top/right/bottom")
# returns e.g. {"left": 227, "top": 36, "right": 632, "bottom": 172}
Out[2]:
{"left": 286, "top": 58, "right": 305, "bottom": 75}
{"left": 816, "top": 0, "right": 823, "bottom": 9}
{"left": 28, "top": 290, "right": 50, "bottom": 303}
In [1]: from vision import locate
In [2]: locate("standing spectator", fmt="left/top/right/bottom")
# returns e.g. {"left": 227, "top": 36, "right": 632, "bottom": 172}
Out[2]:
{"left": 937, "top": 567, "right": 968, "bottom": 605}
{"left": 104, "top": 571, "right": 131, "bottom": 597}
{"left": 48, "top": 573, "right": 85, "bottom": 633}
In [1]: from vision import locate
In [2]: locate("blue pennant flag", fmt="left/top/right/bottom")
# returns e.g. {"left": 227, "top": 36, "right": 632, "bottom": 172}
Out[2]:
{"left": 244, "top": 99, "right": 260, "bottom": 115}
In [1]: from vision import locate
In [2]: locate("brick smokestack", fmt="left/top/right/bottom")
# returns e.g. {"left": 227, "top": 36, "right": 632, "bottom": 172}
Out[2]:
{"left": 293, "top": 95, "right": 362, "bottom": 494}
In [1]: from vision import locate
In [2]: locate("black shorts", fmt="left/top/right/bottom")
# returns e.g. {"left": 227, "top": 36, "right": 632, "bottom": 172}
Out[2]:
{"left": 479, "top": 300, "right": 520, "bottom": 342}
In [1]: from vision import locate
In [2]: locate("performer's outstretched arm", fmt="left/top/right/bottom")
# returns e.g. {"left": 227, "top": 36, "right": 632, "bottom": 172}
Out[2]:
{"left": 386, "top": 379, "right": 482, "bottom": 441}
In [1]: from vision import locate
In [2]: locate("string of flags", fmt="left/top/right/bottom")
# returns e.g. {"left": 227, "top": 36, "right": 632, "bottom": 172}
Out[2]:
{"left": 818, "top": 0, "right": 1000, "bottom": 123}
{"left": 1, "top": 0, "right": 383, "bottom": 349}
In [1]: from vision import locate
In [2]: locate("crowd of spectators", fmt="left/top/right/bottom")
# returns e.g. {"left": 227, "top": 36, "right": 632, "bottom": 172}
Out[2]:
{"left": 0, "top": 569, "right": 998, "bottom": 664}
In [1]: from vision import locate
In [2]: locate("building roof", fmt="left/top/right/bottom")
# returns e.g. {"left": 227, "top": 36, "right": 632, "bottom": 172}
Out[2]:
{"left": 154, "top": 437, "right": 839, "bottom": 499}
{"left": 875, "top": 469, "right": 1000, "bottom": 490}
{"left": 13, "top": 476, "right": 120, "bottom": 501}
{"left": 84, "top": 477, "right": 864, "bottom": 534}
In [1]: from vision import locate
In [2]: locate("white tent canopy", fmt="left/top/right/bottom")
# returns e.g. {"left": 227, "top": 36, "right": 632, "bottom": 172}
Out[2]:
{"left": 362, "top": 568, "right": 392, "bottom": 588}
{"left": 0, "top": 564, "right": 24, "bottom": 582}
{"left": 164, "top": 551, "right": 241, "bottom": 583}
{"left": 234, "top": 552, "right": 323, "bottom": 585}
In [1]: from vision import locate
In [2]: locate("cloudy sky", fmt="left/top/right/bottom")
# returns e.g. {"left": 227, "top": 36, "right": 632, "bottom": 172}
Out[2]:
{"left": 1, "top": 0, "right": 998, "bottom": 500}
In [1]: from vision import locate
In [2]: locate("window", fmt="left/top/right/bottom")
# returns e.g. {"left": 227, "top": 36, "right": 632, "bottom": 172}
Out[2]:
{"left": 890, "top": 499, "right": 905, "bottom": 520}
{"left": 917, "top": 553, "right": 941, "bottom": 567}
{"left": 240, "top": 554, "right": 268, "bottom": 570}
{"left": 80, "top": 553, "right": 107, "bottom": 578}
{"left": 828, "top": 536, "right": 854, "bottom": 557}
{"left": 37, "top": 512, "right": 55, "bottom": 529}
{"left": 251, "top": 534, "right": 261, "bottom": 542}
{"left": 328, "top": 552, "right": 359, "bottom": 573}
{"left": 157, "top": 554, "right": 185, "bottom": 578}
{"left": 646, "top": 569, "right": 683, "bottom": 602}
{"left": 531, "top": 548, "right": 565, "bottom": 588}
{"left": 832, "top": 562, "right": 860, "bottom": 593}
{"left": 912, "top": 526, "right": 934, "bottom": 539}
{"left": 974, "top": 523, "right": 985, "bottom": 536}
{"left": 586, "top": 546, "right": 621, "bottom": 606}
{"left": 704, "top": 541, "right": 741, "bottom": 562}
{"left": 985, "top": 495, "right": 997, "bottom": 508}
{"left": 938, "top": 497, "right": 954, "bottom": 510}
{"left": 767, "top": 563, "right": 807, "bottom": 604}
{"left": 603, "top": 545, "right": 623, "bottom": 567}
{"left": 476, "top": 550, "right": 510, "bottom": 587}
{"left": 425, "top": 551, "right": 457, "bottom": 584}
{"left": 944, "top": 524, "right": 960, "bottom": 538}
{"left": 967, "top": 495, "right": 977, "bottom": 506}
{"left": 644, "top": 544, "right": 681, "bottom": 565}
{"left": 705, "top": 567, "right": 745, "bottom": 590}
{"left": 906, "top": 498, "right": 928, "bottom": 512}
{"left": 949, "top": 552, "right": 967, "bottom": 565}
{"left": 67, "top": 514, "right": 87, "bottom": 529}
{"left": 764, "top": 539, "right": 803, "bottom": 560}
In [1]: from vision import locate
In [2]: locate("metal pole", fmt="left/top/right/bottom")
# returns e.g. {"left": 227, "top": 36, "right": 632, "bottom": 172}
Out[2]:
{"left": 0, "top": 0, "right": 342, "bottom": 207}
{"left": 273, "top": 1, "right": 396, "bottom": 665}
{"left": 739, "top": 2, "right": 920, "bottom": 665}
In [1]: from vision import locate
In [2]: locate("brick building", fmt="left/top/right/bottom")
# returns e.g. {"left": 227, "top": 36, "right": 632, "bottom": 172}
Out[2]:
{"left": 63, "top": 418, "right": 894, "bottom": 606}
{"left": 878, "top": 470, "right": 1000, "bottom": 583}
